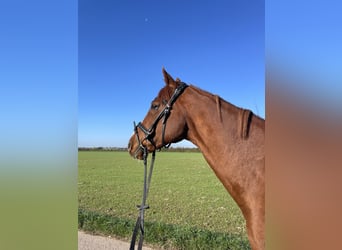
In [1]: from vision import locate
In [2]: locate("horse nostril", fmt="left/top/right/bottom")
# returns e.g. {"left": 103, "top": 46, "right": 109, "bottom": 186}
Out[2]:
{"left": 128, "top": 142, "right": 131, "bottom": 150}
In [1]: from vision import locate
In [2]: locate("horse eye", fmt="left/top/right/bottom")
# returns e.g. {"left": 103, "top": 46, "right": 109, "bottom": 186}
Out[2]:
{"left": 151, "top": 103, "right": 160, "bottom": 110}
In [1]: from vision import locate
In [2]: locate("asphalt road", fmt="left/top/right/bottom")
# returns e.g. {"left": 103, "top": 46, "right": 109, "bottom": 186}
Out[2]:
{"left": 78, "top": 231, "right": 153, "bottom": 250}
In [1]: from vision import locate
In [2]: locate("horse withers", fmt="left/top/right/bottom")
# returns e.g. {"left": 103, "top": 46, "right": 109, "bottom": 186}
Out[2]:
{"left": 128, "top": 69, "right": 265, "bottom": 250}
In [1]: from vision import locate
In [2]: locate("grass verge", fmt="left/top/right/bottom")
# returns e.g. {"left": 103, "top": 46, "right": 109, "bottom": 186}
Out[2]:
{"left": 79, "top": 208, "right": 250, "bottom": 250}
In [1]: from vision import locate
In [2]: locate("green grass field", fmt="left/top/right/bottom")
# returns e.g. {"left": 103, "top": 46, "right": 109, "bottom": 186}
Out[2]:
{"left": 78, "top": 151, "right": 250, "bottom": 249}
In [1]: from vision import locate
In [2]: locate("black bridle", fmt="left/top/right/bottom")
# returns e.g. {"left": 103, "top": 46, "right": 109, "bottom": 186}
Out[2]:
{"left": 130, "top": 82, "right": 188, "bottom": 250}
{"left": 133, "top": 82, "right": 188, "bottom": 155}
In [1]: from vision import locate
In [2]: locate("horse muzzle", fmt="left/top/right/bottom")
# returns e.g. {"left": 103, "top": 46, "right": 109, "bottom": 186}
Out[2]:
{"left": 128, "top": 122, "right": 156, "bottom": 160}
{"left": 128, "top": 136, "right": 143, "bottom": 159}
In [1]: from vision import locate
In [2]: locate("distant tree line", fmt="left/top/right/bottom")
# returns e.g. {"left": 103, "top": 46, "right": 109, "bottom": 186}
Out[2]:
{"left": 78, "top": 147, "right": 127, "bottom": 151}
{"left": 78, "top": 147, "right": 200, "bottom": 153}
{"left": 165, "top": 147, "right": 200, "bottom": 152}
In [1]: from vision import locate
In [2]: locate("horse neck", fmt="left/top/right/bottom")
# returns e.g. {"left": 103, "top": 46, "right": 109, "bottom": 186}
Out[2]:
{"left": 182, "top": 85, "right": 242, "bottom": 154}
{"left": 180, "top": 85, "right": 264, "bottom": 188}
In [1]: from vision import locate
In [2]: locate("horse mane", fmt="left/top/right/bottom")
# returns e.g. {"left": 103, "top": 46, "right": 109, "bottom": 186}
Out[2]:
{"left": 239, "top": 109, "right": 253, "bottom": 139}
{"left": 189, "top": 85, "right": 257, "bottom": 139}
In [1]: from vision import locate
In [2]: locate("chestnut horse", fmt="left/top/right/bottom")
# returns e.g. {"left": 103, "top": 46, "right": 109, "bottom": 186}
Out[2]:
{"left": 128, "top": 69, "right": 265, "bottom": 250}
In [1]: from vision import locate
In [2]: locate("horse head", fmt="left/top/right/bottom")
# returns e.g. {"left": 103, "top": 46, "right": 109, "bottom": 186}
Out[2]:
{"left": 128, "top": 68, "right": 188, "bottom": 159}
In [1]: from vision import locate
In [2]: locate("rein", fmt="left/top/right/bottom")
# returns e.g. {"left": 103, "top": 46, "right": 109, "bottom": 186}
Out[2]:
{"left": 130, "top": 82, "right": 188, "bottom": 250}
{"left": 129, "top": 147, "right": 155, "bottom": 250}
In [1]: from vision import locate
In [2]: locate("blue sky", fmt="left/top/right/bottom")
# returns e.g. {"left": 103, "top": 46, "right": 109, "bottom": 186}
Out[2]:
{"left": 79, "top": 0, "right": 265, "bottom": 148}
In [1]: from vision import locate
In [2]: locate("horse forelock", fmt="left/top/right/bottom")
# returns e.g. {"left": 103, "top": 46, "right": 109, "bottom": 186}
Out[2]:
{"left": 157, "top": 83, "right": 180, "bottom": 102}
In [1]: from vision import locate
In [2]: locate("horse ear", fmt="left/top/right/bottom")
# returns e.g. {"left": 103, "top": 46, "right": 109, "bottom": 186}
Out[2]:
{"left": 162, "top": 68, "right": 177, "bottom": 88}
